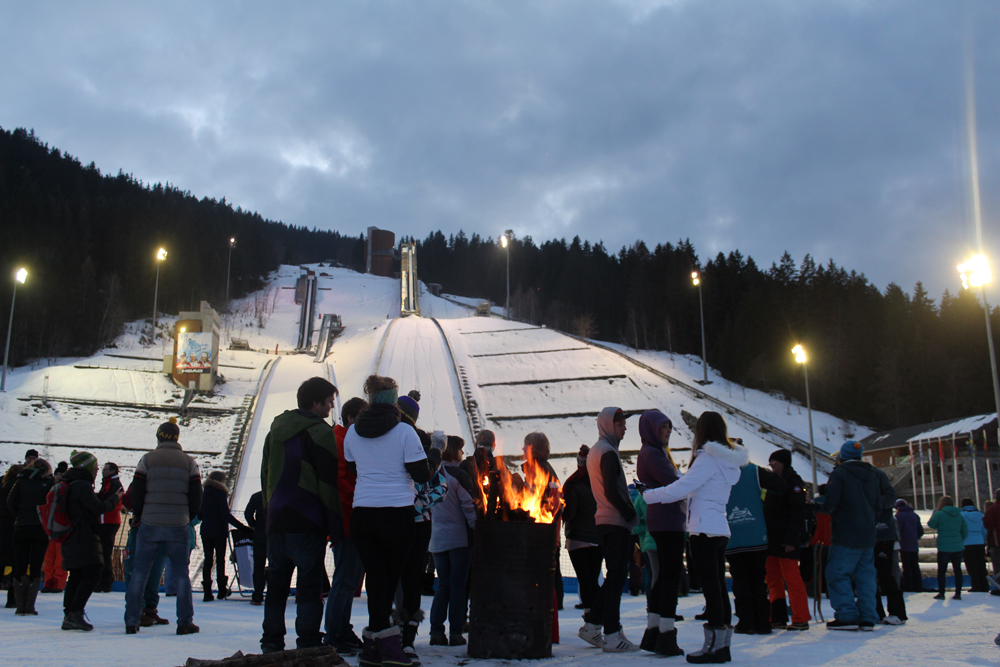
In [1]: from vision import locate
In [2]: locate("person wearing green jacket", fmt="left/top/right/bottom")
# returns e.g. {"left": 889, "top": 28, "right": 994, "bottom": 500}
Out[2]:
{"left": 928, "top": 495, "right": 968, "bottom": 600}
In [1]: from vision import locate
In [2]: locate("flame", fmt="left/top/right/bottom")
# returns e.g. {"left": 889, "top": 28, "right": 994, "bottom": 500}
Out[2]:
{"left": 486, "top": 449, "right": 563, "bottom": 524}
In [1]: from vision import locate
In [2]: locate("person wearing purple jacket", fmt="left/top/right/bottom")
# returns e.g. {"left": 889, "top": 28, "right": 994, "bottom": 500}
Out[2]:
{"left": 894, "top": 500, "right": 924, "bottom": 592}
{"left": 636, "top": 410, "right": 686, "bottom": 657}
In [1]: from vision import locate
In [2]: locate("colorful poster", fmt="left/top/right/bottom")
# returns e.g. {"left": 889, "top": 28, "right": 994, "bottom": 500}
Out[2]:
{"left": 175, "top": 332, "right": 214, "bottom": 373}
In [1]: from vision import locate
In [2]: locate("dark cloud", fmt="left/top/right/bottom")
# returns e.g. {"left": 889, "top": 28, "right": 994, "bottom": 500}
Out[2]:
{"left": 2, "top": 0, "right": 998, "bottom": 299}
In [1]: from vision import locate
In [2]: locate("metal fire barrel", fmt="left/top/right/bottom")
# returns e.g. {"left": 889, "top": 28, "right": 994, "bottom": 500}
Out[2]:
{"left": 467, "top": 519, "right": 557, "bottom": 660}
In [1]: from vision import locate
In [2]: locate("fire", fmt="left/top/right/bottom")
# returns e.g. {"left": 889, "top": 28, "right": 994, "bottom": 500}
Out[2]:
{"left": 484, "top": 450, "right": 563, "bottom": 524}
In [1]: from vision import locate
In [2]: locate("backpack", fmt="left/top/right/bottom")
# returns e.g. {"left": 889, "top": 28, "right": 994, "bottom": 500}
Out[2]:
{"left": 37, "top": 480, "right": 73, "bottom": 543}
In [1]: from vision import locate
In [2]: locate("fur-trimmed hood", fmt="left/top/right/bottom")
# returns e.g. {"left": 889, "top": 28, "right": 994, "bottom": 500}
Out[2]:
{"left": 695, "top": 441, "right": 750, "bottom": 473}
{"left": 204, "top": 478, "right": 229, "bottom": 495}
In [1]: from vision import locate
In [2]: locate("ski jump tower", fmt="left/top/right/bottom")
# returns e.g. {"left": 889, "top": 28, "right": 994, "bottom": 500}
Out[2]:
{"left": 400, "top": 242, "right": 420, "bottom": 317}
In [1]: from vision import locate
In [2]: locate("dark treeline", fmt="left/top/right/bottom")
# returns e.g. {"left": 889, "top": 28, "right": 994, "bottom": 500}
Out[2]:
{"left": 410, "top": 230, "right": 1000, "bottom": 431}
{"left": 3, "top": 126, "right": 995, "bottom": 432}
{"left": 0, "top": 127, "right": 365, "bottom": 363}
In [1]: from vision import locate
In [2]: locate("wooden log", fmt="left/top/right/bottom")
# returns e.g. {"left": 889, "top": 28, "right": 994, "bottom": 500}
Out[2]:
{"left": 182, "top": 646, "right": 346, "bottom": 667}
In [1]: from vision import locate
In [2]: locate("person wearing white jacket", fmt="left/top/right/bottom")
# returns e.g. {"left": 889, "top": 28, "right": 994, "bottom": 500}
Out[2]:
{"left": 644, "top": 411, "right": 748, "bottom": 665}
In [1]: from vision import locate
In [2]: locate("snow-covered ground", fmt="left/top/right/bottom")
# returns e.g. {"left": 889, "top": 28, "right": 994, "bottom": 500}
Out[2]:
{"left": 2, "top": 584, "right": 998, "bottom": 666}
{"left": 6, "top": 264, "right": 954, "bottom": 666}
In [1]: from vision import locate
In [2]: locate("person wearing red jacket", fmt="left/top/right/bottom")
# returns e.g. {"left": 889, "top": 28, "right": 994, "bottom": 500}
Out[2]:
{"left": 95, "top": 462, "right": 124, "bottom": 592}
{"left": 322, "top": 396, "right": 368, "bottom": 656}
{"left": 982, "top": 489, "right": 1000, "bottom": 595}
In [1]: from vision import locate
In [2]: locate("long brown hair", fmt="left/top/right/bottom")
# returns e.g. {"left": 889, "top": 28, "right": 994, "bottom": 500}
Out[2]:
{"left": 936, "top": 495, "right": 954, "bottom": 512}
{"left": 690, "top": 411, "right": 734, "bottom": 466}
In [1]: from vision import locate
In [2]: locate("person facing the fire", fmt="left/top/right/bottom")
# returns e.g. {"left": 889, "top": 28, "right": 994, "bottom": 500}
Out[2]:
{"left": 345, "top": 375, "right": 442, "bottom": 667}
{"left": 643, "top": 411, "right": 748, "bottom": 664}
{"left": 579, "top": 407, "right": 641, "bottom": 653}
{"left": 459, "top": 429, "right": 500, "bottom": 518}
{"left": 564, "top": 445, "right": 602, "bottom": 614}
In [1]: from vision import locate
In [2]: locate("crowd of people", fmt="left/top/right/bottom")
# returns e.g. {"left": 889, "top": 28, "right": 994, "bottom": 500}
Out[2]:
{"left": 3, "top": 376, "right": 1000, "bottom": 665}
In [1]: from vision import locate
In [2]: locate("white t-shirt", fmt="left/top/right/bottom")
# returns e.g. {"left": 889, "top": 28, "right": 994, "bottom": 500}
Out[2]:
{"left": 345, "top": 422, "right": 427, "bottom": 508}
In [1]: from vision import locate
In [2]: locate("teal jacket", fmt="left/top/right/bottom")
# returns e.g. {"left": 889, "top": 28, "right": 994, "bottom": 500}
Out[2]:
{"left": 929, "top": 505, "right": 969, "bottom": 553}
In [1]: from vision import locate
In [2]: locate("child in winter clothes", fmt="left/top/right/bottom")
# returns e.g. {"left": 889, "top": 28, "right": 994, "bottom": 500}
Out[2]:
{"left": 894, "top": 500, "right": 924, "bottom": 592}
{"left": 928, "top": 496, "right": 968, "bottom": 599}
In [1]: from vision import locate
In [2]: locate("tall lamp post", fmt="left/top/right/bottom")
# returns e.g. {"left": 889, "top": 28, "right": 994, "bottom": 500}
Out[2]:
{"left": 692, "top": 271, "right": 710, "bottom": 384}
{"left": 1, "top": 268, "right": 28, "bottom": 392}
{"left": 226, "top": 237, "right": 236, "bottom": 311}
{"left": 792, "top": 344, "right": 818, "bottom": 492}
{"left": 501, "top": 230, "right": 512, "bottom": 320}
{"left": 958, "top": 254, "right": 1000, "bottom": 458}
{"left": 151, "top": 248, "right": 167, "bottom": 342}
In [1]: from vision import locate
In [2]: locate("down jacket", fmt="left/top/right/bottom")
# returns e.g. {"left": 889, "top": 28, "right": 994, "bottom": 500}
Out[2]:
{"left": 644, "top": 441, "right": 748, "bottom": 537}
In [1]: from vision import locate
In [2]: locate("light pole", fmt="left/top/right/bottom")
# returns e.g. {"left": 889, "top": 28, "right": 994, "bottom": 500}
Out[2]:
{"left": 226, "top": 237, "right": 236, "bottom": 311}
{"left": 692, "top": 271, "right": 710, "bottom": 384}
{"left": 501, "top": 231, "right": 512, "bottom": 320}
{"left": 958, "top": 255, "right": 1000, "bottom": 458}
{"left": 151, "top": 248, "right": 167, "bottom": 342}
{"left": 792, "top": 344, "right": 818, "bottom": 493}
{"left": 1, "top": 268, "right": 27, "bottom": 392}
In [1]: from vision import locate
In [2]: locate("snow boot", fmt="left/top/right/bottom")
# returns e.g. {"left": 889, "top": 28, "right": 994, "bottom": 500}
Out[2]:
{"left": 641, "top": 627, "right": 660, "bottom": 652}
{"left": 19, "top": 577, "right": 40, "bottom": 615}
{"left": 203, "top": 581, "right": 214, "bottom": 602}
{"left": 12, "top": 576, "right": 27, "bottom": 614}
{"left": 685, "top": 624, "right": 729, "bottom": 664}
{"left": 359, "top": 627, "right": 381, "bottom": 667}
{"left": 141, "top": 607, "right": 170, "bottom": 626}
{"left": 5, "top": 583, "right": 16, "bottom": 608}
{"left": 655, "top": 629, "right": 685, "bottom": 657}
{"left": 374, "top": 625, "right": 414, "bottom": 667}
{"left": 217, "top": 575, "right": 230, "bottom": 599}
{"left": 400, "top": 609, "right": 424, "bottom": 665}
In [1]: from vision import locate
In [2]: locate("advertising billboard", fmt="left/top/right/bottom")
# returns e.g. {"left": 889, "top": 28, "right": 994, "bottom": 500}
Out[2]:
{"left": 175, "top": 332, "right": 214, "bottom": 373}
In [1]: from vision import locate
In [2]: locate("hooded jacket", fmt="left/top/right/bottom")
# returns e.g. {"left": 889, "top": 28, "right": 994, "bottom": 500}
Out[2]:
{"left": 563, "top": 466, "right": 599, "bottom": 545}
{"left": 895, "top": 504, "right": 924, "bottom": 552}
{"left": 763, "top": 464, "right": 808, "bottom": 559}
{"left": 929, "top": 505, "right": 969, "bottom": 553}
{"left": 818, "top": 459, "right": 896, "bottom": 549}
{"left": 261, "top": 408, "right": 341, "bottom": 538}
{"left": 199, "top": 478, "right": 245, "bottom": 540}
{"left": 960, "top": 505, "right": 986, "bottom": 546}
{"left": 644, "top": 441, "right": 748, "bottom": 537}
{"left": 586, "top": 407, "right": 637, "bottom": 530}
{"left": 6, "top": 466, "right": 53, "bottom": 527}
{"left": 636, "top": 410, "right": 686, "bottom": 533}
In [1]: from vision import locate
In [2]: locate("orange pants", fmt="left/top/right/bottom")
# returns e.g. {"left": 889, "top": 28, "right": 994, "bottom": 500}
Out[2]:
{"left": 42, "top": 540, "right": 67, "bottom": 590}
{"left": 766, "top": 556, "right": 811, "bottom": 623}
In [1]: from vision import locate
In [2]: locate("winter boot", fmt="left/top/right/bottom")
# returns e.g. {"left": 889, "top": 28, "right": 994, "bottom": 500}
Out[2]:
{"left": 359, "top": 627, "right": 382, "bottom": 667}
{"left": 19, "top": 577, "right": 41, "bottom": 616}
{"left": 400, "top": 609, "right": 424, "bottom": 664}
{"left": 685, "top": 624, "right": 729, "bottom": 664}
{"left": 12, "top": 576, "right": 27, "bottom": 614}
{"left": 5, "top": 583, "right": 16, "bottom": 608}
{"left": 203, "top": 581, "right": 214, "bottom": 602}
{"left": 641, "top": 613, "right": 661, "bottom": 652}
{"left": 62, "top": 610, "right": 94, "bottom": 631}
{"left": 141, "top": 607, "right": 170, "bottom": 626}
{"left": 655, "top": 629, "right": 685, "bottom": 657}
{"left": 770, "top": 598, "right": 788, "bottom": 628}
{"left": 373, "top": 625, "right": 414, "bottom": 667}
{"left": 217, "top": 575, "right": 230, "bottom": 599}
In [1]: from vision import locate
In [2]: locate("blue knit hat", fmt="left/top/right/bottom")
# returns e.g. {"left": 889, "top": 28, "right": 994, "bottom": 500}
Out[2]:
{"left": 840, "top": 440, "right": 863, "bottom": 461}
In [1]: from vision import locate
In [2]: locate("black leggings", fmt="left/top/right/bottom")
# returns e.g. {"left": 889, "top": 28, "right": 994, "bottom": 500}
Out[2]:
{"left": 397, "top": 520, "right": 432, "bottom": 617}
{"left": 937, "top": 551, "right": 963, "bottom": 593}
{"left": 569, "top": 546, "right": 603, "bottom": 610}
{"left": 689, "top": 534, "right": 731, "bottom": 628}
{"left": 64, "top": 564, "right": 102, "bottom": 613}
{"left": 202, "top": 535, "right": 227, "bottom": 588}
{"left": 649, "top": 531, "right": 685, "bottom": 618}
{"left": 352, "top": 506, "right": 415, "bottom": 632}
{"left": 12, "top": 525, "right": 49, "bottom": 580}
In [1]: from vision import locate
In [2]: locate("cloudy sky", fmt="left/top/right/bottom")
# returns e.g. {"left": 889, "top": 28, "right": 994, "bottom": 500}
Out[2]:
{"left": 2, "top": 1, "right": 998, "bottom": 300}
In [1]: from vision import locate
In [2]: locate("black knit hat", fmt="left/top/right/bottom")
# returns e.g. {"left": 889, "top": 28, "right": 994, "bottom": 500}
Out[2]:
{"left": 157, "top": 417, "right": 180, "bottom": 442}
{"left": 768, "top": 449, "right": 792, "bottom": 467}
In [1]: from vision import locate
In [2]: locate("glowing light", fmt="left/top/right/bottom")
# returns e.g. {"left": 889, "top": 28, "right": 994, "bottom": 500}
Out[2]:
{"left": 492, "top": 449, "right": 563, "bottom": 524}
{"left": 792, "top": 344, "right": 806, "bottom": 364}
{"left": 14, "top": 268, "right": 26, "bottom": 284}
{"left": 230, "top": 237, "right": 236, "bottom": 245}
{"left": 179, "top": 327, "right": 186, "bottom": 333}
{"left": 500, "top": 234, "right": 508, "bottom": 248}
{"left": 958, "top": 255, "right": 991, "bottom": 290}
{"left": 691, "top": 271, "right": 700, "bottom": 286}
{"left": 157, "top": 248, "right": 168, "bottom": 261}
